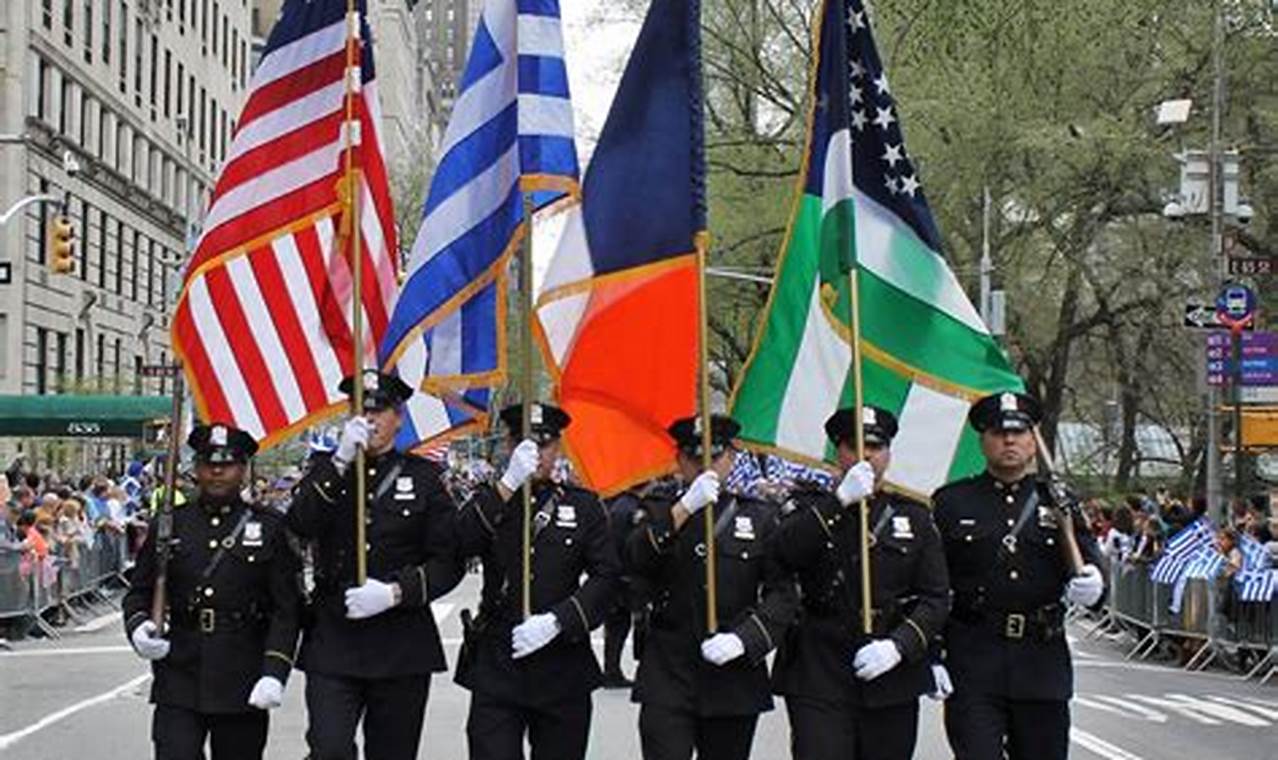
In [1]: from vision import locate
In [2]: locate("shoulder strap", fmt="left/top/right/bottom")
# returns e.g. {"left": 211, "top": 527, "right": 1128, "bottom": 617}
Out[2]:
{"left": 200, "top": 508, "right": 254, "bottom": 582}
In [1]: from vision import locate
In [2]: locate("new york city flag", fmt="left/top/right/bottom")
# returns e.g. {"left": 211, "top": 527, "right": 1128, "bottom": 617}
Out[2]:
{"left": 730, "top": 0, "right": 1022, "bottom": 499}
{"left": 534, "top": 0, "right": 706, "bottom": 495}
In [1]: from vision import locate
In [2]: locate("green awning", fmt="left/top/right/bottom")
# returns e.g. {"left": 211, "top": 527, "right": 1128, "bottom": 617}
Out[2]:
{"left": 0, "top": 394, "right": 170, "bottom": 438}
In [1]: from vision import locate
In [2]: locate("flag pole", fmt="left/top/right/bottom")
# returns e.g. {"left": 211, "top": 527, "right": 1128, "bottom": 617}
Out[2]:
{"left": 341, "top": 0, "right": 368, "bottom": 586}
{"left": 697, "top": 232, "right": 717, "bottom": 634}
{"left": 848, "top": 267, "right": 873, "bottom": 635}
{"left": 520, "top": 200, "right": 534, "bottom": 621}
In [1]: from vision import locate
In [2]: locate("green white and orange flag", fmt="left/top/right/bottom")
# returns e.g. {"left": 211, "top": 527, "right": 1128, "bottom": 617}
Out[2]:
{"left": 729, "top": 0, "right": 1023, "bottom": 500}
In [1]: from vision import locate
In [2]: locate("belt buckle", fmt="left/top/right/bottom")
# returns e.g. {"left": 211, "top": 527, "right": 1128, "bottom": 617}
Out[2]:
{"left": 199, "top": 608, "right": 215, "bottom": 634}
{"left": 1004, "top": 613, "right": 1025, "bottom": 639}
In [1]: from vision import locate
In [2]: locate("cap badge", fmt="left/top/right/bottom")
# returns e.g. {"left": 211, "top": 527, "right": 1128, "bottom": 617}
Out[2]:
{"left": 211, "top": 426, "right": 228, "bottom": 446}
{"left": 862, "top": 407, "right": 877, "bottom": 426}
{"left": 693, "top": 416, "right": 704, "bottom": 435}
{"left": 364, "top": 370, "right": 380, "bottom": 391}
{"left": 999, "top": 393, "right": 1018, "bottom": 412}
{"left": 530, "top": 404, "right": 544, "bottom": 426}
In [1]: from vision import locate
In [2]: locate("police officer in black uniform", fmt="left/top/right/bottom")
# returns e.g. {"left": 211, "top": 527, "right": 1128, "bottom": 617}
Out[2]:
{"left": 603, "top": 484, "right": 649, "bottom": 687}
{"left": 627, "top": 415, "right": 798, "bottom": 760}
{"left": 453, "top": 402, "right": 620, "bottom": 760}
{"left": 771, "top": 405, "right": 949, "bottom": 760}
{"left": 932, "top": 391, "right": 1106, "bottom": 760}
{"left": 287, "top": 370, "right": 465, "bottom": 760}
{"left": 123, "top": 424, "right": 301, "bottom": 760}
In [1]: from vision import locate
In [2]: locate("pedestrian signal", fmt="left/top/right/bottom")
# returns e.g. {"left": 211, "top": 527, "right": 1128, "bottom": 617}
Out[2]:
{"left": 48, "top": 215, "right": 75, "bottom": 274}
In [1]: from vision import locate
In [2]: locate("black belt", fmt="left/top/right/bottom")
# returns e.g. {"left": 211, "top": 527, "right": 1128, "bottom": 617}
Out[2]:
{"left": 172, "top": 606, "right": 265, "bottom": 634}
{"left": 952, "top": 602, "right": 1064, "bottom": 642}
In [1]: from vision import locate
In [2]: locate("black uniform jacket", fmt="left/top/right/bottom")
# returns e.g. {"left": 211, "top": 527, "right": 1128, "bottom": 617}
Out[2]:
{"left": 932, "top": 471, "right": 1105, "bottom": 701}
{"left": 772, "top": 487, "right": 949, "bottom": 708}
{"left": 123, "top": 496, "right": 301, "bottom": 714}
{"left": 627, "top": 489, "right": 798, "bottom": 717}
{"left": 453, "top": 480, "right": 620, "bottom": 705}
{"left": 287, "top": 450, "right": 464, "bottom": 678}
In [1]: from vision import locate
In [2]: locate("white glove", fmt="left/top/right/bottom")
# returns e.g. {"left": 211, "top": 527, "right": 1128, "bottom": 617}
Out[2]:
{"left": 678, "top": 471, "right": 721, "bottom": 515}
{"left": 344, "top": 578, "right": 397, "bottom": 619}
{"left": 927, "top": 664, "right": 954, "bottom": 701}
{"left": 852, "top": 639, "right": 902, "bottom": 681}
{"left": 130, "top": 620, "right": 170, "bottom": 661}
{"left": 836, "top": 461, "right": 876, "bottom": 506}
{"left": 500, "top": 439, "right": 541, "bottom": 492}
{"left": 247, "top": 676, "right": 284, "bottom": 710}
{"left": 1066, "top": 563, "right": 1104, "bottom": 607}
{"left": 334, "top": 416, "right": 372, "bottom": 468}
{"left": 700, "top": 632, "right": 746, "bottom": 666}
{"left": 511, "top": 612, "right": 561, "bottom": 659}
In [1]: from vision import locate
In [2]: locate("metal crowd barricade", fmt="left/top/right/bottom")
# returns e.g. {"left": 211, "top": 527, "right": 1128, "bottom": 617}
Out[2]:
{"left": 0, "top": 530, "right": 130, "bottom": 638}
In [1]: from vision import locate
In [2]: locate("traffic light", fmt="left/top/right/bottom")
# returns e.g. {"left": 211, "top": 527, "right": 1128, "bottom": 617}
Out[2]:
{"left": 48, "top": 215, "right": 75, "bottom": 274}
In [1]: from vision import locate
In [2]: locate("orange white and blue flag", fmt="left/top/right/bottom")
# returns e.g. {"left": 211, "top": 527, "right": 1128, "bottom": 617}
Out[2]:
{"left": 535, "top": 0, "right": 706, "bottom": 495}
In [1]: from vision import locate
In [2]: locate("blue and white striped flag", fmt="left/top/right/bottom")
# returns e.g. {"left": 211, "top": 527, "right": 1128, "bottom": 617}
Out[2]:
{"left": 1150, "top": 516, "right": 1215, "bottom": 585}
{"left": 1238, "top": 533, "right": 1271, "bottom": 571}
{"left": 1169, "top": 544, "right": 1226, "bottom": 613}
{"left": 1236, "top": 568, "right": 1277, "bottom": 602}
{"left": 379, "top": 0, "right": 580, "bottom": 450}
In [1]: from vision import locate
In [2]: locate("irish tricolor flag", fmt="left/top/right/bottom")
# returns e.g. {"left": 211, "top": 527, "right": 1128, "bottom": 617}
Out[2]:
{"left": 730, "top": 0, "right": 1023, "bottom": 500}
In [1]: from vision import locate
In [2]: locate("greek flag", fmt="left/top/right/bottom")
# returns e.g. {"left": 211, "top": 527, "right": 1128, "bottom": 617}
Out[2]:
{"left": 1169, "top": 545, "right": 1225, "bottom": 614}
{"left": 379, "top": 0, "right": 579, "bottom": 450}
{"left": 1236, "top": 568, "right": 1278, "bottom": 602}
{"left": 724, "top": 451, "right": 836, "bottom": 498}
{"left": 1238, "top": 533, "right": 1271, "bottom": 571}
{"left": 1150, "top": 517, "right": 1215, "bottom": 585}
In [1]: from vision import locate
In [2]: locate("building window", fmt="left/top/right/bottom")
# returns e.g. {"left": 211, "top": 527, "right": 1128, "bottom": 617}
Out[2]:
{"left": 150, "top": 34, "right": 159, "bottom": 116}
{"left": 83, "top": 1, "right": 93, "bottom": 63}
{"left": 198, "top": 87, "right": 207, "bottom": 155}
{"left": 96, "top": 332, "right": 104, "bottom": 380}
{"left": 132, "top": 230, "right": 141, "bottom": 301}
{"left": 75, "top": 329, "right": 85, "bottom": 383}
{"left": 164, "top": 49, "right": 172, "bottom": 118}
{"left": 134, "top": 19, "right": 144, "bottom": 106}
{"left": 176, "top": 61, "right": 185, "bottom": 120}
{"left": 43, "top": 0, "right": 53, "bottom": 29}
{"left": 212, "top": 2, "right": 219, "bottom": 53}
{"left": 202, "top": 0, "right": 209, "bottom": 54}
{"left": 79, "top": 91, "right": 91, "bottom": 147}
{"left": 35, "top": 328, "right": 48, "bottom": 394}
{"left": 56, "top": 332, "right": 68, "bottom": 392}
{"left": 59, "top": 77, "right": 71, "bottom": 134}
{"left": 134, "top": 355, "right": 143, "bottom": 395}
{"left": 114, "top": 338, "right": 122, "bottom": 393}
{"left": 102, "top": 1, "right": 111, "bottom": 63}
{"left": 179, "top": 0, "right": 186, "bottom": 30}
{"left": 222, "top": 14, "right": 229, "bottom": 67}
{"left": 97, "top": 208, "right": 108, "bottom": 288}
{"left": 147, "top": 239, "right": 157, "bottom": 306}
{"left": 78, "top": 198, "right": 90, "bottom": 281}
{"left": 35, "top": 58, "right": 49, "bottom": 121}
{"left": 115, "top": 220, "right": 125, "bottom": 294}
{"left": 36, "top": 178, "right": 50, "bottom": 265}
{"left": 63, "top": 0, "right": 73, "bottom": 46}
{"left": 98, "top": 107, "right": 109, "bottom": 158}
{"left": 118, "top": 1, "right": 128, "bottom": 93}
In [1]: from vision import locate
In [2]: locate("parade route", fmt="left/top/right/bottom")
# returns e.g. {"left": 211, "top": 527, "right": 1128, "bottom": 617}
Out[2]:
{"left": 2, "top": 575, "right": 1274, "bottom": 759}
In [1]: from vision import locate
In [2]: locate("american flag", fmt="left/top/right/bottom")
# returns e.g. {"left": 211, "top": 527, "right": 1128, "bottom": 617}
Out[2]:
{"left": 172, "top": 0, "right": 398, "bottom": 446}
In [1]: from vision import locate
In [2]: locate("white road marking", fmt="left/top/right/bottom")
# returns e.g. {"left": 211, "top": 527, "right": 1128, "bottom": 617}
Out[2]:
{"left": 0, "top": 646, "right": 134, "bottom": 658}
{"left": 1162, "top": 694, "right": 1270, "bottom": 727}
{"left": 1070, "top": 728, "right": 1144, "bottom": 760}
{"left": 0, "top": 673, "right": 151, "bottom": 751}
{"left": 1205, "top": 695, "right": 1278, "bottom": 721}
{"left": 1074, "top": 696, "right": 1166, "bottom": 722}
{"left": 1084, "top": 695, "right": 1167, "bottom": 723}
{"left": 1126, "top": 694, "right": 1222, "bottom": 725}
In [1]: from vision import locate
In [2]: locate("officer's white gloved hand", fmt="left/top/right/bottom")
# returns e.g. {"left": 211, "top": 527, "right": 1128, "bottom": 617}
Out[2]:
{"left": 927, "top": 664, "right": 954, "bottom": 701}
{"left": 700, "top": 632, "right": 746, "bottom": 666}
{"left": 344, "top": 578, "right": 397, "bottom": 619}
{"left": 500, "top": 439, "right": 541, "bottom": 493}
{"left": 1066, "top": 563, "right": 1104, "bottom": 607}
{"left": 247, "top": 676, "right": 285, "bottom": 710}
{"left": 836, "top": 461, "right": 876, "bottom": 506}
{"left": 511, "top": 613, "right": 561, "bottom": 659}
{"left": 678, "top": 472, "right": 721, "bottom": 515}
{"left": 852, "top": 639, "right": 902, "bottom": 681}
{"left": 334, "top": 416, "right": 372, "bottom": 469}
{"left": 130, "top": 620, "right": 170, "bottom": 661}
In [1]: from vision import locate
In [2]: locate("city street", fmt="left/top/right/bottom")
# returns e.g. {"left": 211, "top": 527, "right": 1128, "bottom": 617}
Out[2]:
{"left": 1, "top": 573, "right": 1275, "bottom": 759}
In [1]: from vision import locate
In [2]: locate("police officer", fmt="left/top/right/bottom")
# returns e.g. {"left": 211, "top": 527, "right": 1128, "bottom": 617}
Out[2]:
{"left": 123, "top": 424, "right": 301, "bottom": 760}
{"left": 287, "top": 370, "right": 465, "bottom": 760}
{"left": 603, "top": 484, "right": 649, "bottom": 687}
{"left": 771, "top": 406, "right": 949, "bottom": 760}
{"left": 453, "top": 402, "right": 620, "bottom": 760}
{"left": 932, "top": 391, "right": 1106, "bottom": 760}
{"left": 628, "top": 415, "right": 797, "bottom": 760}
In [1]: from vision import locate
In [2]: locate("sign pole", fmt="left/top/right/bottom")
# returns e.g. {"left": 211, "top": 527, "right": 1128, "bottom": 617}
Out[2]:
{"left": 1233, "top": 324, "right": 1245, "bottom": 506}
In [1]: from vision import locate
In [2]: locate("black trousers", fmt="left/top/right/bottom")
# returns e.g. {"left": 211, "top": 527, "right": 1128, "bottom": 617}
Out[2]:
{"left": 304, "top": 671, "right": 431, "bottom": 760}
{"left": 603, "top": 602, "right": 632, "bottom": 675}
{"left": 465, "top": 691, "right": 592, "bottom": 760}
{"left": 784, "top": 696, "right": 918, "bottom": 760}
{"left": 638, "top": 704, "right": 758, "bottom": 760}
{"left": 943, "top": 690, "right": 1069, "bottom": 760}
{"left": 152, "top": 704, "right": 268, "bottom": 760}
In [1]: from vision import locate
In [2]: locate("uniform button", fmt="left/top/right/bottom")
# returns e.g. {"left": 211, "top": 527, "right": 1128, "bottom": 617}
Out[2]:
{"left": 1005, "top": 495, "right": 1014, "bottom": 504}
{"left": 402, "top": 509, "right": 410, "bottom": 517}
{"left": 964, "top": 535, "right": 973, "bottom": 543}
{"left": 1007, "top": 518, "right": 1015, "bottom": 527}
{"left": 565, "top": 538, "right": 574, "bottom": 546}
{"left": 203, "top": 587, "right": 214, "bottom": 597}
{"left": 247, "top": 555, "right": 256, "bottom": 563}
{"left": 370, "top": 467, "right": 377, "bottom": 476}
{"left": 826, "top": 542, "right": 835, "bottom": 550}
{"left": 1009, "top": 570, "right": 1019, "bottom": 580}
{"left": 210, "top": 517, "right": 221, "bottom": 527}
{"left": 1046, "top": 537, "right": 1055, "bottom": 546}
{"left": 530, "top": 547, "right": 537, "bottom": 555}
{"left": 366, "top": 516, "right": 373, "bottom": 525}
{"left": 741, "top": 551, "right": 749, "bottom": 559}
{"left": 208, "top": 539, "right": 218, "bottom": 549}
